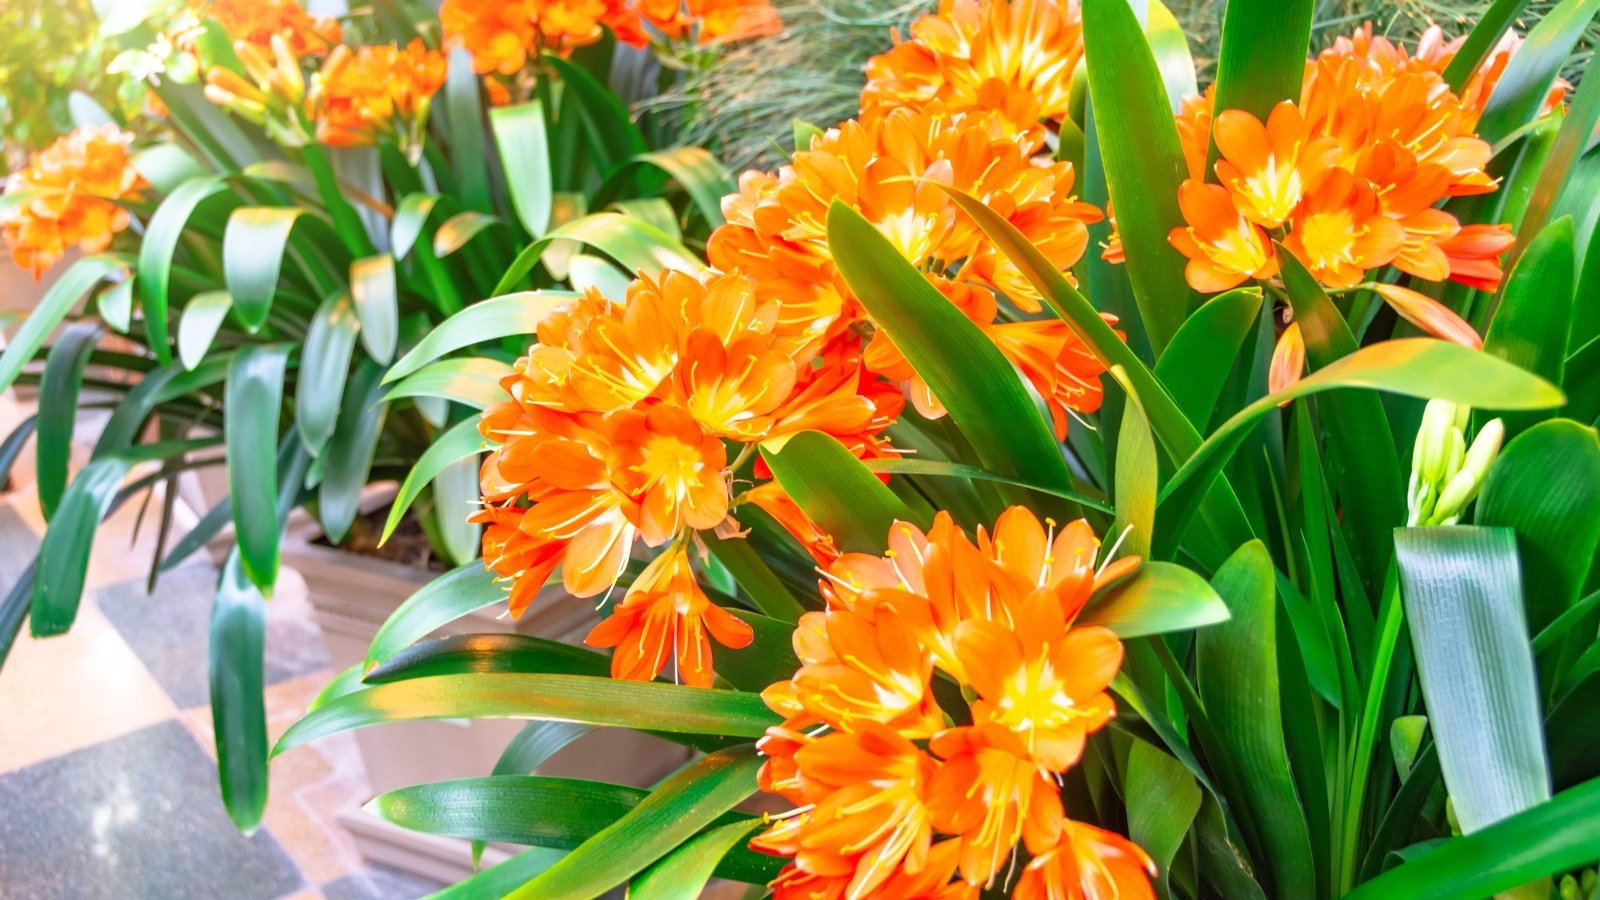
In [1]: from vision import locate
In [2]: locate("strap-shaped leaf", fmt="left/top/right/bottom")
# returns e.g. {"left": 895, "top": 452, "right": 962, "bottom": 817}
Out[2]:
{"left": 363, "top": 634, "right": 612, "bottom": 685}
{"left": 1208, "top": 0, "right": 1312, "bottom": 124}
{"left": 30, "top": 456, "right": 133, "bottom": 636}
{"left": 384, "top": 291, "right": 577, "bottom": 383}
{"left": 381, "top": 357, "right": 513, "bottom": 409}
{"left": 1476, "top": 0, "right": 1600, "bottom": 145}
{"left": 350, "top": 254, "right": 398, "bottom": 364}
{"left": 545, "top": 54, "right": 648, "bottom": 179}
{"left": 431, "top": 454, "right": 481, "bottom": 566}
{"left": 1482, "top": 218, "right": 1574, "bottom": 438}
{"left": 211, "top": 550, "right": 269, "bottom": 833}
{"left": 1154, "top": 288, "right": 1264, "bottom": 429}
{"left": 434, "top": 210, "right": 504, "bottom": 256}
{"left": 36, "top": 322, "right": 102, "bottom": 520}
{"left": 274, "top": 674, "right": 779, "bottom": 754}
{"left": 1197, "top": 540, "right": 1316, "bottom": 897}
{"left": 295, "top": 292, "right": 361, "bottom": 455}
{"left": 1077, "top": 560, "right": 1229, "bottom": 638}
{"left": 177, "top": 291, "right": 233, "bottom": 370}
{"left": 226, "top": 345, "right": 289, "bottom": 592}
{"left": 390, "top": 195, "right": 440, "bottom": 259}
{"left": 762, "top": 430, "right": 918, "bottom": 555}
{"left": 1344, "top": 777, "right": 1600, "bottom": 900}
{"left": 1080, "top": 0, "right": 1192, "bottom": 352}
{"left": 139, "top": 176, "right": 226, "bottom": 365}
{"left": 595, "top": 147, "right": 735, "bottom": 227}
{"left": 1443, "top": 0, "right": 1534, "bottom": 91}
{"left": 1397, "top": 526, "right": 1550, "bottom": 834}
{"left": 1125, "top": 741, "right": 1202, "bottom": 896}
{"left": 826, "top": 201, "right": 1072, "bottom": 492}
{"left": 492, "top": 100, "right": 553, "bottom": 237}
{"left": 383, "top": 418, "right": 487, "bottom": 545}
{"left": 631, "top": 819, "right": 764, "bottom": 899}
{"left": 319, "top": 360, "right": 388, "bottom": 544}
{"left": 443, "top": 49, "right": 491, "bottom": 211}
{"left": 363, "top": 563, "right": 503, "bottom": 670}
{"left": 0, "top": 253, "right": 124, "bottom": 393}
{"left": 505, "top": 746, "right": 762, "bottom": 899}
{"left": 223, "top": 207, "right": 305, "bottom": 333}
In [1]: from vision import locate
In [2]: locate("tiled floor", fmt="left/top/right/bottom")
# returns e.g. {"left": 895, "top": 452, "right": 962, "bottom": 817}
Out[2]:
{"left": 0, "top": 446, "right": 444, "bottom": 898}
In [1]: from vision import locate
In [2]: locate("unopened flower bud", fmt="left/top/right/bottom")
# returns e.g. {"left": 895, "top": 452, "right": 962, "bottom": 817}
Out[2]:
{"left": 1433, "top": 418, "right": 1503, "bottom": 524}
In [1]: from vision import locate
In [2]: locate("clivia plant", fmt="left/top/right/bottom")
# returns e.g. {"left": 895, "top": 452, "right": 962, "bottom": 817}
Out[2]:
{"left": 6, "top": 0, "right": 1600, "bottom": 897}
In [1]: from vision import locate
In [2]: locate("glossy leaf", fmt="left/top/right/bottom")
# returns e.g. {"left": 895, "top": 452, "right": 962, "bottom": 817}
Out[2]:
{"left": 223, "top": 207, "right": 305, "bottom": 333}
{"left": 1476, "top": 0, "right": 1600, "bottom": 145}
{"left": 630, "top": 819, "right": 763, "bottom": 899}
{"left": 96, "top": 277, "right": 134, "bottom": 333}
{"left": 363, "top": 634, "right": 612, "bottom": 685}
{"left": 1478, "top": 419, "right": 1600, "bottom": 640}
{"left": 384, "top": 291, "right": 577, "bottom": 383}
{"left": 1080, "top": 0, "right": 1192, "bottom": 352}
{"left": 1397, "top": 526, "right": 1550, "bottom": 834}
{"left": 701, "top": 532, "right": 806, "bottom": 623}
{"left": 382, "top": 418, "right": 486, "bottom": 546}
{"left": 381, "top": 357, "right": 513, "bottom": 410}
{"left": 552, "top": 212, "right": 700, "bottom": 275}
{"left": 505, "top": 746, "right": 761, "bottom": 899}
{"left": 1483, "top": 218, "right": 1574, "bottom": 437}
{"left": 29, "top": 456, "right": 133, "bottom": 636}
{"left": 177, "top": 290, "right": 233, "bottom": 370}
{"left": 1125, "top": 741, "right": 1202, "bottom": 894}
{"left": 227, "top": 346, "right": 289, "bottom": 593}
{"left": 1112, "top": 370, "right": 1158, "bottom": 558}
{"left": 36, "top": 323, "right": 102, "bottom": 520}
{"left": 762, "top": 430, "right": 918, "bottom": 555}
{"left": 363, "top": 563, "right": 503, "bottom": 670}
{"left": 1078, "top": 561, "right": 1230, "bottom": 638}
{"left": 138, "top": 177, "right": 225, "bottom": 365}
{"left": 596, "top": 147, "right": 735, "bottom": 227}
{"left": 1154, "top": 288, "right": 1264, "bottom": 429}
{"left": 295, "top": 293, "right": 360, "bottom": 455}
{"left": 444, "top": 49, "right": 490, "bottom": 210}
{"left": 491, "top": 101, "right": 553, "bottom": 237}
{"left": 431, "top": 455, "right": 481, "bottom": 566}
{"left": 391, "top": 195, "right": 439, "bottom": 259}
{"left": 859, "top": 458, "right": 1113, "bottom": 513}
{"left": 827, "top": 201, "right": 1073, "bottom": 492}
{"left": 319, "top": 361, "right": 388, "bottom": 545}
{"left": 1144, "top": 1, "right": 1197, "bottom": 110}
{"left": 0, "top": 254, "right": 124, "bottom": 393}
{"left": 433, "top": 210, "right": 503, "bottom": 256}
{"left": 1344, "top": 779, "right": 1600, "bottom": 900}
{"left": 1443, "top": 0, "right": 1534, "bottom": 91}
{"left": 349, "top": 254, "right": 398, "bottom": 365}
{"left": 545, "top": 54, "right": 648, "bottom": 178}
{"left": 211, "top": 550, "right": 269, "bottom": 832}
{"left": 274, "top": 675, "right": 778, "bottom": 754}
{"left": 1197, "top": 540, "right": 1316, "bottom": 897}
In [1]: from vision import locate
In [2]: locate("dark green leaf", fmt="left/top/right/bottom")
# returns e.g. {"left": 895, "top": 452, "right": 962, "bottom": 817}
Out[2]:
{"left": 30, "top": 456, "right": 132, "bottom": 636}
{"left": 762, "top": 430, "right": 918, "bottom": 555}
{"left": 350, "top": 254, "right": 398, "bottom": 364}
{"left": 1081, "top": 0, "right": 1193, "bottom": 352}
{"left": 319, "top": 361, "right": 388, "bottom": 544}
{"left": 223, "top": 207, "right": 304, "bottom": 334}
{"left": 363, "top": 563, "right": 504, "bottom": 669}
{"left": 384, "top": 291, "right": 577, "bottom": 383}
{"left": 274, "top": 674, "right": 778, "bottom": 754}
{"left": 139, "top": 177, "right": 225, "bottom": 365}
{"left": 1475, "top": 0, "right": 1600, "bottom": 145}
{"left": 211, "top": 550, "right": 269, "bottom": 832}
{"left": 1078, "top": 561, "right": 1230, "bottom": 638}
{"left": 1125, "top": 740, "right": 1202, "bottom": 894}
{"left": 363, "top": 634, "right": 611, "bottom": 684}
{"left": 226, "top": 345, "right": 289, "bottom": 592}
{"left": 1154, "top": 288, "right": 1264, "bottom": 429}
{"left": 383, "top": 418, "right": 486, "bottom": 545}
{"left": 0, "top": 254, "right": 124, "bottom": 393}
{"left": 1483, "top": 217, "right": 1574, "bottom": 437}
{"left": 36, "top": 323, "right": 102, "bottom": 520}
{"left": 444, "top": 49, "right": 491, "bottom": 211}
{"left": 859, "top": 458, "right": 1113, "bottom": 513}
{"left": 295, "top": 292, "right": 360, "bottom": 455}
{"left": 177, "top": 291, "right": 233, "bottom": 370}
{"left": 1443, "top": 0, "right": 1533, "bottom": 91}
{"left": 630, "top": 819, "right": 764, "bottom": 899}
{"left": 380, "top": 357, "right": 512, "bottom": 409}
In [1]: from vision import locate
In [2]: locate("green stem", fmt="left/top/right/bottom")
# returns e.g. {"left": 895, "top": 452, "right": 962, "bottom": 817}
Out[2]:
{"left": 301, "top": 143, "right": 378, "bottom": 258}
{"left": 1339, "top": 563, "right": 1404, "bottom": 894}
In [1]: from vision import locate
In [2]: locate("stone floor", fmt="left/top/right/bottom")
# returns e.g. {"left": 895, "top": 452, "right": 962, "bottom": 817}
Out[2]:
{"left": 0, "top": 413, "right": 445, "bottom": 898}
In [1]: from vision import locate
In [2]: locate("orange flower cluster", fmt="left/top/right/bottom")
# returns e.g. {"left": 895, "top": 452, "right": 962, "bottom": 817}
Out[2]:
{"left": 752, "top": 508, "right": 1154, "bottom": 899}
{"left": 1166, "top": 25, "right": 1528, "bottom": 347}
{"left": 709, "top": 104, "right": 1112, "bottom": 438}
{"left": 308, "top": 40, "right": 447, "bottom": 151}
{"left": 474, "top": 270, "right": 899, "bottom": 687}
{"left": 2, "top": 125, "right": 146, "bottom": 278}
{"left": 195, "top": 0, "right": 342, "bottom": 57}
{"left": 862, "top": 0, "right": 1084, "bottom": 143}
{"left": 441, "top": 0, "right": 780, "bottom": 75}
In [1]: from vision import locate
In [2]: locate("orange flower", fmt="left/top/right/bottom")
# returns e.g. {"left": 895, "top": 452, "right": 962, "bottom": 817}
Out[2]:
{"left": 927, "top": 723, "right": 1066, "bottom": 885}
{"left": 309, "top": 40, "right": 446, "bottom": 152}
{"left": 862, "top": 0, "right": 1084, "bottom": 142}
{"left": 1280, "top": 168, "right": 1404, "bottom": 289}
{"left": 745, "top": 482, "right": 840, "bottom": 566}
{"left": 710, "top": 106, "right": 1107, "bottom": 435}
{"left": 1014, "top": 821, "right": 1157, "bottom": 900}
{"left": 751, "top": 723, "right": 941, "bottom": 900}
{"left": 1213, "top": 103, "right": 1332, "bottom": 229}
{"left": 1168, "top": 180, "right": 1278, "bottom": 293}
{"left": 1438, "top": 223, "right": 1515, "bottom": 292}
{"left": 752, "top": 508, "right": 1147, "bottom": 897}
{"left": 639, "top": 0, "right": 783, "bottom": 43}
{"left": 2, "top": 125, "right": 146, "bottom": 278}
{"left": 440, "top": 0, "right": 645, "bottom": 73}
{"left": 196, "top": 0, "right": 341, "bottom": 57}
{"left": 608, "top": 404, "right": 730, "bottom": 545}
{"left": 583, "top": 542, "right": 752, "bottom": 686}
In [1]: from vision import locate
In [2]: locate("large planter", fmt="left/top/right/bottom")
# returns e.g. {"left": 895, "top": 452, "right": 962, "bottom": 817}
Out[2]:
{"left": 284, "top": 539, "right": 694, "bottom": 881}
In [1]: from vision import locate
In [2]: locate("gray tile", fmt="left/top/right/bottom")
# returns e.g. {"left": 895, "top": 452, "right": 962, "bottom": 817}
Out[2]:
{"left": 0, "top": 720, "right": 306, "bottom": 900}
{"left": 0, "top": 503, "right": 40, "bottom": 596}
{"left": 320, "top": 864, "right": 446, "bottom": 900}
{"left": 94, "top": 565, "right": 328, "bottom": 708}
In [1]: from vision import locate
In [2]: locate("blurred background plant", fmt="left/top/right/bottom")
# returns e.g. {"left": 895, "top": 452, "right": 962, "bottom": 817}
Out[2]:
{"left": 665, "top": 0, "right": 1597, "bottom": 168}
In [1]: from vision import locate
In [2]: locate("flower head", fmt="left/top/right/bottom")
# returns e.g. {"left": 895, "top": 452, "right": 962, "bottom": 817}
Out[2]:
{"left": 1014, "top": 821, "right": 1158, "bottom": 900}
{"left": 2, "top": 125, "right": 146, "bottom": 277}
{"left": 308, "top": 40, "right": 447, "bottom": 156}
{"left": 196, "top": 0, "right": 342, "bottom": 57}
{"left": 583, "top": 542, "right": 753, "bottom": 686}
{"left": 862, "top": 0, "right": 1084, "bottom": 142}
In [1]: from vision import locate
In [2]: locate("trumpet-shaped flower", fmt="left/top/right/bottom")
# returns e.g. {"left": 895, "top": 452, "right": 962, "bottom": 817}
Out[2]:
{"left": 308, "top": 40, "right": 446, "bottom": 154}
{"left": 583, "top": 542, "right": 752, "bottom": 686}
{"left": 1280, "top": 168, "right": 1404, "bottom": 289}
{"left": 1014, "top": 821, "right": 1158, "bottom": 900}
{"left": 1168, "top": 181, "right": 1278, "bottom": 293}
{"left": 927, "top": 723, "right": 1066, "bottom": 885}
{"left": 197, "top": 0, "right": 342, "bottom": 56}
